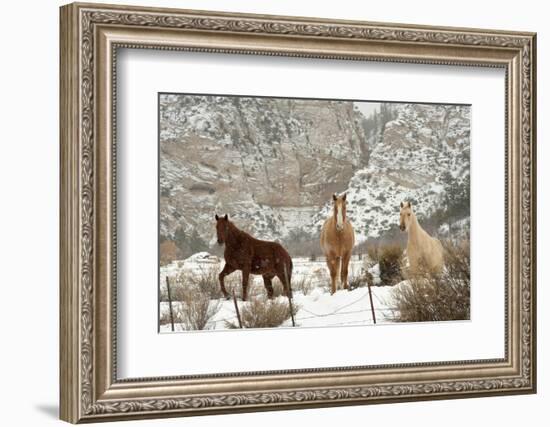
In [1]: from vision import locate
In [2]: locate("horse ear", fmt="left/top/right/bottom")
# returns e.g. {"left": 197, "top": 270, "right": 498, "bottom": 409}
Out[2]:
{"left": 224, "top": 214, "right": 228, "bottom": 220}
{"left": 342, "top": 193, "right": 347, "bottom": 201}
{"left": 332, "top": 193, "right": 337, "bottom": 201}
{"left": 407, "top": 201, "right": 412, "bottom": 209}
{"left": 400, "top": 201, "right": 404, "bottom": 208}
{"left": 215, "top": 214, "right": 219, "bottom": 221}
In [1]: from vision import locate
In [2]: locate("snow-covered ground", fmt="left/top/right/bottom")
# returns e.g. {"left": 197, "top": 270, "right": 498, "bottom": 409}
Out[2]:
{"left": 159, "top": 253, "right": 401, "bottom": 333}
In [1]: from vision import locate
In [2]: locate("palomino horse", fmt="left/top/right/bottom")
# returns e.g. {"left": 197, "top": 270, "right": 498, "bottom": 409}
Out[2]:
{"left": 399, "top": 201, "right": 444, "bottom": 273}
{"left": 320, "top": 194, "right": 355, "bottom": 294}
{"left": 215, "top": 214, "right": 293, "bottom": 301}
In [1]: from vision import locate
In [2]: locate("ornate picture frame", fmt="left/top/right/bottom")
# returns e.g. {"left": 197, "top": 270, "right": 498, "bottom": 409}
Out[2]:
{"left": 60, "top": 2, "right": 536, "bottom": 423}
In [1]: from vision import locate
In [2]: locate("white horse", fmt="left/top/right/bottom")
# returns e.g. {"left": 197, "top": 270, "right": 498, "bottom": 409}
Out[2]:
{"left": 399, "top": 201, "right": 444, "bottom": 274}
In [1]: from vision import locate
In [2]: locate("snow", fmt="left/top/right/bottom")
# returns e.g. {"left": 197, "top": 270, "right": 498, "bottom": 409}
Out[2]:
{"left": 184, "top": 252, "right": 219, "bottom": 263}
{"left": 160, "top": 97, "right": 470, "bottom": 244}
{"left": 355, "top": 102, "right": 380, "bottom": 119}
{"left": 159, "top": 253, "right": 400, "bottom": 333}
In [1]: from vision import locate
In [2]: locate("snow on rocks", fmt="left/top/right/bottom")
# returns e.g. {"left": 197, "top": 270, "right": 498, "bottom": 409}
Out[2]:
{"left": 184, "top": 252, "right": 220, "bottom": 263}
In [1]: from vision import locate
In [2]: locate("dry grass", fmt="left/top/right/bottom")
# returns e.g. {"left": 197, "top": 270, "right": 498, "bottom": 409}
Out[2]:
{"left": 292, "top": 276, "right": 314, "bottom": 295}
{"left": 159, "top": 309, "right": 173, "bottom": 326}
{"left": 175, "top": 289, "right": 221, "bottom": 331}
{"left": 160, "top": 266, "right": 225, "bottom": 330}
{"left": 161, "top": 266, "right": 241, "bottom": 302}
{"left": 188, "top": 266, "right": 224, "bottom": 299}
{"left": 366, "top": 244, "right": 380, "bottom": 267}
{"left": 348, "top": 270, "right": 368, "bottom": 290}
{"left": 226, "top": 297, "right": 298, "bottom": 329}
{"left": 390, "top": 240, "right": 470, "bottom": 322}
{"left": 378, "top": 243, "right": 405, "bottom": 286}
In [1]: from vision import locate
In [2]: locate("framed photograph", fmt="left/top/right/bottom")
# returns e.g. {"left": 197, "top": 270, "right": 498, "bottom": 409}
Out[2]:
{"left": 60, "top": 2, "right": 537, "bottom": 423}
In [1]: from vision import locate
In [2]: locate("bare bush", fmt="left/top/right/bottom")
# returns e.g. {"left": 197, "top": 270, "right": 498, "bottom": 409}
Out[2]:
{"left": 188, "top": 266, "right": 224, "bottom": 299}
{"left": 292, "top": 276, "right": 314, "bottom": 295}
{"left": 348, "top": 270, "right": 368, "bottom": 290}
{"left": 159, "top": 273, "right": 187, "bottom": 302}
{"left": 159, "top": 309, "right": 172, "bottom": 326}
{"left": 378, "top": 243, "right": 404, "bottom": 286}
{"left": 366, "top": 244, "right": 380, "bottom": 267}
{"left": 390, "top": 240, "right": 470, "bottom": 322}
{"left": 176, "top": 290, "right": 221, "bottom": 331}
{"left": 161, "top": 266, "right": 237, "bottom": 302}
{"left": 226, "top": 297, "right": 298, "bottom": 329}
{"left": 161, "top": 269, "right": 223, "bottom": 330}
{"left": 364, "top": 270, "right": 375, "bottom": 288}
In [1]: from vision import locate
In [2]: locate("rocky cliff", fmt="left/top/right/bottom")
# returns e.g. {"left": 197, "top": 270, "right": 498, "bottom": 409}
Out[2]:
{"left": 159, "top": 94, "right": 470, "bottom": 254}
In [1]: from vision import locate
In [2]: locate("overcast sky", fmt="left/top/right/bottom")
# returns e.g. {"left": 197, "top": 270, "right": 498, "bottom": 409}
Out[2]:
{"left": 355, "top": 101, "right": 380, "bottom": 118}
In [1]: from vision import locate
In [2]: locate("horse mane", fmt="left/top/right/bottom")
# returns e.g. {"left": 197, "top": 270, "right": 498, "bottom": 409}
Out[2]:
{"left": 225, "top": 220, "right": 255, "bottom": 246}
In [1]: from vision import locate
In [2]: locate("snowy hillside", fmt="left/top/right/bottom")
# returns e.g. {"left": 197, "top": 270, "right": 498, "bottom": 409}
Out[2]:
{"left": 304, "top": 104, "right": 471, "bottom": 239}
{"left": 159, "top": 95, "right": 470, "bottom": 258}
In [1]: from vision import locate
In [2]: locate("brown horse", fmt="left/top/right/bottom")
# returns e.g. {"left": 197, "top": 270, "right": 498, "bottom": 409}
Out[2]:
{"left": 215, "top": 214, "right": 293, "bottom": 301}
{"left": 320, "top": 194, "right": 355, "bottom": 294}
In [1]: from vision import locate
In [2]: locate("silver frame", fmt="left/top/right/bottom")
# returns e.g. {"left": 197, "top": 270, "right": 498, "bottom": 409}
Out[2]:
{"left": 60, "top": 2, "right": 536, "bottom": 423}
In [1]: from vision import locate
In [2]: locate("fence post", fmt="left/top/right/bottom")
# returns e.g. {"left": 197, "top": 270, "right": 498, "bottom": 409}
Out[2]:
{"left": 283, "top": 264, "right": 296, "bottom": 327}
{"left": 165, "top": 276, "right": 175, "bottom": 332}
{"left": 367, "top": 279, "right": 377, "bottom": 325}
{"left": 232, "top": 289, "right": 243, "bottom": 328}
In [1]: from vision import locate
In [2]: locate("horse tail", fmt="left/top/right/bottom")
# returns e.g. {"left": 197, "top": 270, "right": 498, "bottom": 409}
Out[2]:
{"left": 288, "top": 256, "right": 293, "bottom": 275}
{"left": 288, "top": 257, "right": 293, "bottom": 285}
{"left": 282, "top": 255, "right": 293, "bottom": 296}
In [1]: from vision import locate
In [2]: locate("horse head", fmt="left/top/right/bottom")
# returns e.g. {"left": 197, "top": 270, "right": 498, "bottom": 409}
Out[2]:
{"left": 399, "top": 201, "right": 413, "bottom": 231}
{"left": 332, "top": 193, "right": 347, "bottom": 231}
{"left": 215, "top": 214, "right": 229, "bottom": 245}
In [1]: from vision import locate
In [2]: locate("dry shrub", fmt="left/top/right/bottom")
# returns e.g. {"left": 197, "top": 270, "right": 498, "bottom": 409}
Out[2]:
{"left": 390, "top": 240, "right": 470, "bottom": 322}
{"left": 161, "top": 266, "right": 230, "bottom": 302}
{"left": 364, "top": 271, "right": 375, "bottom": 288}
{"left": 176, "top": 289, "right": 221, "bottom": 331}
{"left": 293, "top": 276, "right": 314, "bottom": 295}
{"left": 348, "top": 270, "right": 368, "bottom": 290}
{"left": 161, "top": 267, "right": 224, "bottom": 330}
{"left": 188, "top": 266, "right": 224, "bottom": 299}
{"left": 160, "top": 274, "right": 186, "bottom": 302}
{"left": 159, "top": 309, "right": 172, "bottom": 326}
{"left": 378, "top": 243, "right": 404, "bottom": 286}
{"left": 226, "top": 297, "right": 298, "bottom": 329}
{"left": 366, "top": 244, "right": 380, "bottom": 267}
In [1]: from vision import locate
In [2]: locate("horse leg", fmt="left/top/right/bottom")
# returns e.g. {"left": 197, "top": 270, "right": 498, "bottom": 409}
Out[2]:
{"left": 326, "top": 256, "right": 338, "bottom": 295}
{"left": 262, "top": 275, "right": 274, "bottom": 299}
{"left": 241, "top": 265, "right": 251, "bottom": 301}
{"left": 218, "top": 264, "right": 236, "bottom": 299}
{"left": 341, "top": 251, "right": 352, "bottom": 290}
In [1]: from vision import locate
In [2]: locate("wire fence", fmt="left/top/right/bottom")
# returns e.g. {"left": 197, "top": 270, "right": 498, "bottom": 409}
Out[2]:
{"left": 160, "top": 256, "right": 393, "bottom": 331}
{"left": 160, "top": 285, "right": 390, "bottom": 331}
